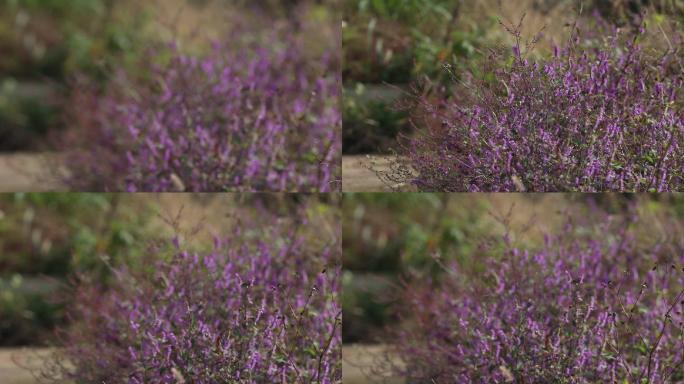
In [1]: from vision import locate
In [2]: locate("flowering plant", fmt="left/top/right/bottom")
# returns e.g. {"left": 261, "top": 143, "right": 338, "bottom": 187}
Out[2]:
{"left": 389, "top": 212, "right": 684, "bottom": 383}
{"left": 40, "top": 216, "right": 342, "bottom": 383}
{"left": 63, "top": 32, "right": 340, "bottom": 192}
{"left": 386, "top": 16, "right": 684, "bottom": 192}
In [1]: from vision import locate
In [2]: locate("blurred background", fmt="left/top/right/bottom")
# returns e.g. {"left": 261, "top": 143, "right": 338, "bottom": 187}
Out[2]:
{"left": 0, "top": 193, "right": 339, "bottom": 383}
{"left": 0, "top": 0, "right": 339, "bottom": 191}
{"left": 341, "top": 193, "right": 684, "bottom": 383}
{"left": 341, "top": 0, "right": 684, "bottom": 191}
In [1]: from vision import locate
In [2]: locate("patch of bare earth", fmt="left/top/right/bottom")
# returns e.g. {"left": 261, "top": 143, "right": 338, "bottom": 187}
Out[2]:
{"left": 343, "top": 344, "right": 404, "bottom": 384}
{"left": 0, "top": 153, "right": 65, "bottom": 192}
{"left": 0, "top": 348, "right": 53, "bottom": 384}
{"left": 343, "top": 155, "right": 410, "bottom": 192}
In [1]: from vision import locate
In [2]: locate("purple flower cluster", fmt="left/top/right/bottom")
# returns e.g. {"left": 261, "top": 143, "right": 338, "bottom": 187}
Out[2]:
{"left": 42, "top": 223, "right": 341, "bottom": 383}
{"left": 63, "top": 34, "right": 340, "bottom": 192}
{"left": 391, "top": 18, "right": 684, "bottom": 191}
{"left": 390, "top": 217, "right": 684, "bottom": 383}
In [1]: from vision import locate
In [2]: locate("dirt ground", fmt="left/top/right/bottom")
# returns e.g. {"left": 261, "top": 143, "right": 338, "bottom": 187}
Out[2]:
{"left": 0, "top": 348, "right": 52, "bottom": 384}
{"left": 2, "top": 345, "right": 396, "bottom": 384}
{"left": 342, "top": 155, "right": 401, "bottom": 192}
{"left": 1, "top": 153, "right": 364, "bottom": 193}
{"left": 343, "top": 344, "right": 404, "bottom": 384}
{"left": 0, "top": 153, "right": 65, "bottom": 192}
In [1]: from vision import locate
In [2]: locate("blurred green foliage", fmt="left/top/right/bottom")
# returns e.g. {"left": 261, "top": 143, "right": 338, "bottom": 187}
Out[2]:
{"left": 0, "top": 194, "right": 151, "bottom": 275}
{"left": 0, "top": 193, "right": 153, "bottom": 346}
{"left": 342, "top": 0, "right": 494, "bottom": 153}
{"left": 591, "top": 0, "right": 684, "bottom": 22}
{"left": 343, "top": 84, "right": 407, "bottom": 153}
{"left": 0, "top": 0, "right": 150, "bottom": 150}
{"left": 1, "top": 0, "right": 148, "bottom": 80}
{"left": 0, "top": 80, "right": 57, "bottom": 150}
{"left": 343, "top": 194, "right": 489, "bottom": 273}
{"left": 342, "top": 193, "right": 491, "bottom": 342}
{"left": 344, "top": 0, "right": 493, "bottom": 83}
{"left": 0, "top": 274, "right": 62, "bottom": 347}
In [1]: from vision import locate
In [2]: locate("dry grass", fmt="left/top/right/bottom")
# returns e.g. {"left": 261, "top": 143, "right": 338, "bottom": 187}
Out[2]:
{"left": 146, "top": 0, "right": 338, "bottom": 55}
{"left": 107, "top": 194, "right": 338, "bottom": 252}
{"left": 464, "top": 0, "right": 578, "bottom": 50}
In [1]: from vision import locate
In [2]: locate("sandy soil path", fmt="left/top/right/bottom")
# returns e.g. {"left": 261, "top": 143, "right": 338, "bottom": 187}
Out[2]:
{"left": 343, "top": 344, "right": 404, "bottom": 384}
{"left": 2, "top": 346, "right": 399, "bottom": 383}
{"left": 0, "top": 348, "right": 53, "bottom": 384}
{"left": 1, "top": 153, "right": 374, "bottom": 193}
{"left": 0, "top": 339, "right": 385, "bottom": 383}
{"left": 0, "top": 153, "right": 65, "bottom": 192}
{"left": 342, "top": 155, "right": 401, "bottom": 192}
